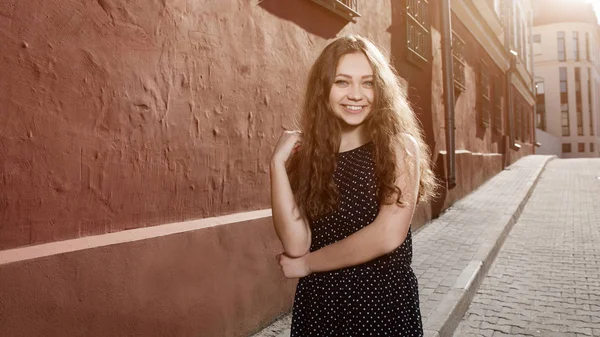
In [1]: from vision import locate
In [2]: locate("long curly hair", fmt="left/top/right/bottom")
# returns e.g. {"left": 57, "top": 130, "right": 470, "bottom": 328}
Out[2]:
{"left": 287, "top": 35, "right": 437, "bottom": 222}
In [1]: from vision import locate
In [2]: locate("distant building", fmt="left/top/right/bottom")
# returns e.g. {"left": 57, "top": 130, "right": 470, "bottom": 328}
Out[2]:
{"left": 533, "top": 0, "right": 600, "bottom": 157}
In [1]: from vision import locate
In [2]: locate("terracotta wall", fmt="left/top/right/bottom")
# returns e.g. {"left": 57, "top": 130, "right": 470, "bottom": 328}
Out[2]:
{"left": 427, "top": 10, "right": 534, "bottom": 212}
{"left": 0, "top": 1, "right": 395, "bottom": 336}
{"left": 0, "top": 0, "right": 393, "bottom": 250}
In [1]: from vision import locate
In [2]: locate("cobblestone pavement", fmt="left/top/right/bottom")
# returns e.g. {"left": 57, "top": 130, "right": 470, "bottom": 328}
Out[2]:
{"left": 454, "top": 158, "right": 600, "bottom": 337}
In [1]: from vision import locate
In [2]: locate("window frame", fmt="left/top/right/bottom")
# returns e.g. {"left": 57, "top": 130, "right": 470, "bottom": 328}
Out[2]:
{"left": 405, "top": 0, "right": 430, "bottom": 67}
{"left": 452, "top": 31, "right": 466, "bottom": 93}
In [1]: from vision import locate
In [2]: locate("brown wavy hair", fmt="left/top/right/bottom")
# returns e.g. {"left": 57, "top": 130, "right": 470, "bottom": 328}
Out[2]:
{"left": 287, "top": 35, "right": 437, "bottom": 221}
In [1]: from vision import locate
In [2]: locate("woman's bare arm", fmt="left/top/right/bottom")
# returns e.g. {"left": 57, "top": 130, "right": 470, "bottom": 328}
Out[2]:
{"left": 270, "top": 131, "right": 311, "bottom": 257}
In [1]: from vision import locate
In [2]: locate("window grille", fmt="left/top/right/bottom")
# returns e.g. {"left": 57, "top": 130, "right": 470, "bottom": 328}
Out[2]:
{"left": 310, "top": 0, "right": 360, "bottom": 21}
{"left": 479, "top": 62, "right": 491, "bottom": 127}
{"left": 493, "top": 76, "right": 503, "bottom": 133}
{"left": 406, "top": 0, "right": 430, "bottom": 65}
{"left": 452, "top": 32, "right": 466, "bottom": 92}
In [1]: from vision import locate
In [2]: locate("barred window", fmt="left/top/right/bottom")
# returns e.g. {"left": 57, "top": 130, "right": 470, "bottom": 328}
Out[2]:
{"left": 560, "top": 67, "right": 570, "bottom": 136}
{"left": 575, "top": 67, "right": 584, "bottom": 136}
{"left": 557, "top": 31, "right": 566, "bottom": 62}
{"left": 535, "top": 80, "right": 546, "bottom": 130}
{"left": 452, "top": 32, "right": 466, "bottom": 92}
{"left": 573, "top": 32, "right": 580, "bottom": 61}
{"left": 479, "top": 61, "right": 491, "bottom": 127}
{"left": 406, "top": 0, "right": 430, "bottom": 65}
{"left": 586, "top": 32, "right": 590, "bottom": 60}
{"left": 310, "top": 0, "right": 360, "bottom": 21}
{"left": 494, "top": 76, "right": 503, "bottom": 133}
{"left": 578, "top": 143, "right": 585, "bottom": 152}
{"left": 562, "top": 143, "right": 572, "bottom": 153}
{"left": 515, "top": 103, "right": 521, "bottom": 141}
{"left": 589, "top": 68, "right": 595, "bottom": 136}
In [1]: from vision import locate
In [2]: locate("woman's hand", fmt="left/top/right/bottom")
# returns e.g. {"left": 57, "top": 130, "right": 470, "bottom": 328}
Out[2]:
{"left": 277, "top": 253, "right": 311, "bottom": 278}
{"left": 271, "top": 130, "right": 302, "bottom": 166}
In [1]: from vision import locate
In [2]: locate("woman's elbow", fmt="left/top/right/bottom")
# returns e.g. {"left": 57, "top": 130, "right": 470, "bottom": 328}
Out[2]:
{"left": 283, "top": 244, "right": 309, "bottom": 258}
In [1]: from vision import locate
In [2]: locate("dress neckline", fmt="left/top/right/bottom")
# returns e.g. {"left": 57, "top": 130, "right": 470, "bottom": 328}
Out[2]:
{"left": 338, "top": 141, "right": 373, "bottom": 155}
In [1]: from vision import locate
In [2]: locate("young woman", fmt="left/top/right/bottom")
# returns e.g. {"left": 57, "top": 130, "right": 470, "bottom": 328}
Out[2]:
{"left": 270, "top": 35, "right": 437, "bottom": 336}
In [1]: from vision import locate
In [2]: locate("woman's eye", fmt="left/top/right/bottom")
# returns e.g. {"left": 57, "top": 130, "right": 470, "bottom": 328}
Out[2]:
{"left": 363, "top": 81, "right": 374, "bottom": 87}
{"left": 335, "top": 80, "right": 349, "bottom": 86}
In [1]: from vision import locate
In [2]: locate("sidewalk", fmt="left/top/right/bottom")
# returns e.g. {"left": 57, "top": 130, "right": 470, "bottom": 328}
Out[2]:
{"left": 252, "top": 155, "right": 554, "bottom": 337}
{"left": 453, "top": 158, "right": 600, "bottom": 337}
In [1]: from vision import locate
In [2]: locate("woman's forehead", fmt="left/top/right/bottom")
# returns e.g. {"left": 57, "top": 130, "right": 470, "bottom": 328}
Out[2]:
{"left": 335, "top": 53, "right": 374, "bottom": 76}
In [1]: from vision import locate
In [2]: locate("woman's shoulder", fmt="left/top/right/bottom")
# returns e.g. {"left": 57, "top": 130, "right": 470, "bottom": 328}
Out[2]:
{"left": 393, "top": 133, "right": 419, "bottom": 157}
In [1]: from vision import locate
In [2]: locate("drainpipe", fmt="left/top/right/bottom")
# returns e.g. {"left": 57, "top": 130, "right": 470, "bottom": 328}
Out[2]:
{"left": 441, "top": 0, "right": 456, "bottom": 188}
{"left": 505, "top": 0, "right": 520, "bottom": 152}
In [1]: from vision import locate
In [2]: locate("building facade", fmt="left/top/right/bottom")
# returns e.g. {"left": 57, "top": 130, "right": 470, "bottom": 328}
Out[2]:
{"left": 0, "top": 1, "right": 534, "bottom": 336}
{"left": 533, "top": 0, "right": 600, "bottom": 157}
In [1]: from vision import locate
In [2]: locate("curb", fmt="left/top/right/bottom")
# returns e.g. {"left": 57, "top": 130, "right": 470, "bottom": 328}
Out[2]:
{"left": 422, "top": 155, "right": 556, "bottom": 337}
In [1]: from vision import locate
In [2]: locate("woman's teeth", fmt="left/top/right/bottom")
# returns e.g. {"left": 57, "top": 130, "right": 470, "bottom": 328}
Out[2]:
{"left": 345, "top": 105, "right": 363, "bottom": 111}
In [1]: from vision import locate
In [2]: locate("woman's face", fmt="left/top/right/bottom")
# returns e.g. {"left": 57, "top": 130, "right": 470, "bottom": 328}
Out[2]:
{"left": 329, "top": 52, "right": 375, "bottom": 128}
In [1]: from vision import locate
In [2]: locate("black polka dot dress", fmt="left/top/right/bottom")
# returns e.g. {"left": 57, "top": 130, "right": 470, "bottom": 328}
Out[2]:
{"left": 291, "top": 142, "right": 423, "bottom": 337}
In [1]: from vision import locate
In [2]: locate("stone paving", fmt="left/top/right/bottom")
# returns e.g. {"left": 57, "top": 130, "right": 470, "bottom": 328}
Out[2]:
{"left": 454, "top": 158, "right": 600, "bottom": 337}
{"left": 252, "top": 155, "right": 553, "bottom": 337}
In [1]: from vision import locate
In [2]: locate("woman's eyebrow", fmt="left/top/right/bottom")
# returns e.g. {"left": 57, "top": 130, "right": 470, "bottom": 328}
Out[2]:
{"left": 335, "top": 74, "right": 374, "bottom": 79}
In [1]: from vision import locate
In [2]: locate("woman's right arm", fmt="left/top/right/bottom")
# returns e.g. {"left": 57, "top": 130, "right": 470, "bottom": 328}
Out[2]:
{"left": 270, "top": 131, "right": 311, "bottom": 258}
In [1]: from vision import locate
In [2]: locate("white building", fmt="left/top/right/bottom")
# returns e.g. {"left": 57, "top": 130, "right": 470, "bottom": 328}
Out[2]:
{"left": 533, "top": 0, "right": 600, "bottom": 157}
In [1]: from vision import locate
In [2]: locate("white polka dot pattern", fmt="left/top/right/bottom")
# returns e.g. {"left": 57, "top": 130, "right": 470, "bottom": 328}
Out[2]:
{"left": 291, "top": 142, "right": 424, "bottom": 336}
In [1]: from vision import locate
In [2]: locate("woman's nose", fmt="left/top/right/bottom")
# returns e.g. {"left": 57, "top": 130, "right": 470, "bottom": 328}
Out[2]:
{"left": 347, "top": 84, "right": 362, "bottom": 100}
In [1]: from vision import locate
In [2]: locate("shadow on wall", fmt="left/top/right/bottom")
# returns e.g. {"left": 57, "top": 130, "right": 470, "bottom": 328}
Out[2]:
{"left": 258, "top": 0, "right": 348, "bottom": 39}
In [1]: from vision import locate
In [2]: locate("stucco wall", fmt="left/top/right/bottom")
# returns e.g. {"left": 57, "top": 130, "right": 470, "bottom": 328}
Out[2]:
{"left": 0, "top": 0, "right": 395, "bottom": 250}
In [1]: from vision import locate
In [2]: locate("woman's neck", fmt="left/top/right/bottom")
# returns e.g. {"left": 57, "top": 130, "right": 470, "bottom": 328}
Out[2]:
{"left": 338, "top": 125, "right": 370, "bottom": 153}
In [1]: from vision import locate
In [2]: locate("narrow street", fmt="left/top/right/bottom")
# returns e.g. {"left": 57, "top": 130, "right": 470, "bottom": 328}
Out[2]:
{"left": 454, "top": 158, "right": 600, "bottom": 337}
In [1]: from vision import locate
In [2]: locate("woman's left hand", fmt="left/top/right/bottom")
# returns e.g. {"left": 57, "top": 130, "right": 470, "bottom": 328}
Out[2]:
{"left": 277, "top": 253, "right": 312, "bottom": 278}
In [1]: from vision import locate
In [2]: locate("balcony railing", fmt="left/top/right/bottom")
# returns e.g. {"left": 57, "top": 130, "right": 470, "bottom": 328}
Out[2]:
{"left": 310, "top": 0, "right": 360, "bottom": 21}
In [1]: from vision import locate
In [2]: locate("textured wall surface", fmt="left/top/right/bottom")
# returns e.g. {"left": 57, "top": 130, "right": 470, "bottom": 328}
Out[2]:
{"left": 0, "top": 217, "right": 297, "bottom": 337}
{"left": 0, "top": 0, "right": 391, "bottom": 250}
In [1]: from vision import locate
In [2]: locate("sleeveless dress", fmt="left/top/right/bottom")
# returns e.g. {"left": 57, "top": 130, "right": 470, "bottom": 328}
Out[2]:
{"left": 290, "top": 142, "right": 423, "bottom": 337}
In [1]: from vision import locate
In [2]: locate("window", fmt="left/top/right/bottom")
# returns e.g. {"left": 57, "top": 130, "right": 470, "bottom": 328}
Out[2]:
{"left": 575, "top": 67, "right": 584, "bottom": 136}
{"left": 589, "top": 68, "right": 595, "bottom": 136}
{"left": 521, "top": 22, "right": 527, "bottom": 63}
{"left": 515, "top": 103, "right": 522, "bottom": 141}
{"left": 522, "top": 104, "right": 530, "bottom": 142}
{"left": 586, "top": 32, "right": 590, "bottom": 60}
{"left": 562, "top": 143, "right": 572, "bottom": 153}
{"left": 516, "top": 9, "right": 522, "bottom": 60}
{"left": 591, "top": 143, "right": 595, "bottom": 152}
{"left": 578, "top": 143, "right": 585, "bottom": 152}
{"left": 534, "top": 34, "right": 542, "bottom": 55}
{"left": 573, "top": 32, "right": 580, "bottom": 61}
{"left": 452, "top": 32, "right": 466, "bottom": 92}
{"left": 536, "top": 80, "right": 546, "bottom": 130}
{"left": 406, "top": 0, "right": 430, "bottom": 65}
{"left": 558, "top": 32, "right": 566, "bottom": 61}
{"left": 310, "top": 0, "right": 360, "bottom": 21}
{"left": 479, "top": 61, "right": 491, "bottom": 127}
{"left": 560, "top": 67, "right": 570, "bottom": 136}
{"left": 494, "top": 76, "right": 503, "bottom": 133}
